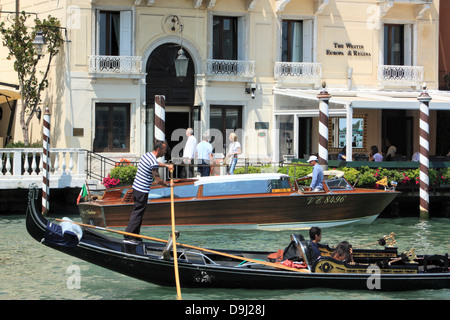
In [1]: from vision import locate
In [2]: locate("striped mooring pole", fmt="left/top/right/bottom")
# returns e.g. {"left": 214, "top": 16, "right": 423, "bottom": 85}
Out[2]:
{"left": 42, "top": 107, "right": 51, "bottom": 215}
{"left": 417, "top": 84, "right": 431, "bottom": 220}
{"left": 317, "top": 81, "right": 331, "bottom": 170}
{"left": 154, "top": 95, "right": 166, "bottom": 144}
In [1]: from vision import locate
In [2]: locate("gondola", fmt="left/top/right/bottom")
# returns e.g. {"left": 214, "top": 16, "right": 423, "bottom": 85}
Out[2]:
{"left": 26, "top": 185, "right": 450, "bottom": 291}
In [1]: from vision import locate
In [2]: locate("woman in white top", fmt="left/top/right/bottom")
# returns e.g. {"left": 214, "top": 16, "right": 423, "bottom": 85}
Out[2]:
{"left": 227, "top": 133, "right": 241, "bottom": 174}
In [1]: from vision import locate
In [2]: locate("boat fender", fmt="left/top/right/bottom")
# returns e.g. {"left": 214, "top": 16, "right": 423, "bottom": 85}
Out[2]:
{"left": 60, "top": 217, "right": 83, "bottom": 241}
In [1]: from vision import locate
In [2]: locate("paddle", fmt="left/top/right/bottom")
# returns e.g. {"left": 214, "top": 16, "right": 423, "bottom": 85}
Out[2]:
{"left": 54, "top": 219, "right": 311, "bottom": 274}
{"left": 169, "top": 169, "right": 182, "bottom": 300}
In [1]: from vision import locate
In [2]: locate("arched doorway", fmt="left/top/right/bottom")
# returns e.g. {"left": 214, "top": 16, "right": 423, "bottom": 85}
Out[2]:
{"left": 146, "top": 43, "right": 196, "bottom": 157}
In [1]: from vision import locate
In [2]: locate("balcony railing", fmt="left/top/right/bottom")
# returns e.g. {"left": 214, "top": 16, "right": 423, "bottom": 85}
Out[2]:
{"left": 0, "top": 148, "right": 88, "bottom": 189}
{"left": 378, "top": 65, "right": 424, "bottom": 87}
{"left": 274, "top": 62, "right": 322, "bottom": 83}
{"left": 205, "top": 59, "right": 255, "bottom": 81}
{"left": 89, "top": 55, "right": 143, "bottom": 75}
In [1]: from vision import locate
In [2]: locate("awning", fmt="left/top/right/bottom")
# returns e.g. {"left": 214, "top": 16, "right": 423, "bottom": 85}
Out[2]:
{"left": 273, "top": 88, "right": 450, "bottom": 111}
{"left": 0, "top": 89, "right": 21, "bottom": 105}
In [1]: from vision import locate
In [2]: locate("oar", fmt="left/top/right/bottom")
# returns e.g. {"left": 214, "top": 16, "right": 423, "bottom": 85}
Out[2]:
{"left": 54, "top": 219, "right": 311, "bottom": 274}
{"left": 169, "top": 169, "right": 182, "bottom": 300}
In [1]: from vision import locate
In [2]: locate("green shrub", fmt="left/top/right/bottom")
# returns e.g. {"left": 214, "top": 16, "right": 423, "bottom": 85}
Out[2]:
{"left": 108, "top": 165, "right": 138, "bottom": 185}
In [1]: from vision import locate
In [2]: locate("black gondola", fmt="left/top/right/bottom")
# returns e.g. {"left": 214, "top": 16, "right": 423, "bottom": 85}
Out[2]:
{"left": 26, "top": 186, "right": 450, "bottom": 291}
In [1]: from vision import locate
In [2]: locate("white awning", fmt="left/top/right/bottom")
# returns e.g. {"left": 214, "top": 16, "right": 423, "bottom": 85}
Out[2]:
{"left": 273, "top": 88, "right": 450, "bottom": 110}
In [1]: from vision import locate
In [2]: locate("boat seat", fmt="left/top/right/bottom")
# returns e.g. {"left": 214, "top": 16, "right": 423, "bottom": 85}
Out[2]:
{"left": 122, "top": 189, "right": 134, "bottom": 203}
{"left": 423, "top": 253, "right": 449, "bottom": 273}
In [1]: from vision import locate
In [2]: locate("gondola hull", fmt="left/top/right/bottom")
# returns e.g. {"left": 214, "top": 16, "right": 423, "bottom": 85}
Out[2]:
{"left": 27, "top": 187, "right": 450, "bottom": 291}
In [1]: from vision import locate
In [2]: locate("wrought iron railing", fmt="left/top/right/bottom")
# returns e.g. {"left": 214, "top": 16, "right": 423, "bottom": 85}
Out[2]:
{"left": 274, "top": 62, "right": 322, "bottom": 80}
{"left": 89, "top": 55, "right": 143, "bottom": 74}
{"left": 378, "top": 65, "right": 424, "bottom": 85}
{"left": 205, "top": 59, "right": 255, "bottom": 79}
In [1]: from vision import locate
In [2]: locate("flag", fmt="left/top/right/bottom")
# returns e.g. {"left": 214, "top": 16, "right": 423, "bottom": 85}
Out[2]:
{"left": 77, "top": 183, "right": 88, "bottom": 204}
{"left": 376, "top": 177, "right": 388, "bottom": 186}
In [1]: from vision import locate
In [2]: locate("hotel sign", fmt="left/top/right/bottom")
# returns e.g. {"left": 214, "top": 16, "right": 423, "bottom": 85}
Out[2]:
{"left": 326, "top": 42, "right": 371, "bottom": 57}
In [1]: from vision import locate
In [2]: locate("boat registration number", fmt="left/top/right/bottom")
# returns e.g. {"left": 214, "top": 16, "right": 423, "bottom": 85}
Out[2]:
{"left": 307, "top": 195, "right": 347, "bottom": 205}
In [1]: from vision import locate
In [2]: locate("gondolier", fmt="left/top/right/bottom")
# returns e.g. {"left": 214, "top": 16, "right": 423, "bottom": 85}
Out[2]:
{"left": 124, "top": 140, "right": 174, "bottom": 244}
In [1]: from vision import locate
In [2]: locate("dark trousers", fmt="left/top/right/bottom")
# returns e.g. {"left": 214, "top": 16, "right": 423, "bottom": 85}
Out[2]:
{"left": 198, "top": 159, "right": 210, "bottom": 177}
{"left": 124, "top": 189, "right": 149, "bottom": 240}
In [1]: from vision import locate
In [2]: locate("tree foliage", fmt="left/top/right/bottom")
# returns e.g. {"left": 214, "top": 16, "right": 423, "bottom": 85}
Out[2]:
{"left": 0, "top": 11, "right": 63, "bottom": 145}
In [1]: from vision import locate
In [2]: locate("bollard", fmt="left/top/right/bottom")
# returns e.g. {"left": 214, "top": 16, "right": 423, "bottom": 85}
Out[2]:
{"left": 417, "top": 84, "right": 431, "bottom": 220}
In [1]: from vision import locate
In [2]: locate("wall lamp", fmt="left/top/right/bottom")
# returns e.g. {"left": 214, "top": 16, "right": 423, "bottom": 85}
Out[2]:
{"left": 166, "top": 14, "right": 189, "bottom": 82}
{"left": 32, "top": 25, "right": 71, "bottom": 56}
{"left": 245, "top": 84, "right": 257, "bottom": 99}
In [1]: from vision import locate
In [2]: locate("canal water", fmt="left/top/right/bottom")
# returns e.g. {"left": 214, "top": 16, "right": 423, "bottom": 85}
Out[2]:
{"left": 1, "top": 215, "right": 449, "bottom": 300}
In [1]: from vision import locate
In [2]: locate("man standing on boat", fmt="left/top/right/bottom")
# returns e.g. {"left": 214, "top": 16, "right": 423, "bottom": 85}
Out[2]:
{"left": 124, "top": 140, "right": 174, "bottom": 244}
{"left": 196, "top": 133, "right": 213, "bottom": 177}
{"left": 307, "top": 155, "right": 324, "bottom": 191}
{"left": 181, "top": 128, "right": 197, "bottom": 178}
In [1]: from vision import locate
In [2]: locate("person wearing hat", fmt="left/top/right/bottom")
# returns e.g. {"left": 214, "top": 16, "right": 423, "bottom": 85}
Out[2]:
{"left": 307, "top": 155, "right": 324, "bottom": 191}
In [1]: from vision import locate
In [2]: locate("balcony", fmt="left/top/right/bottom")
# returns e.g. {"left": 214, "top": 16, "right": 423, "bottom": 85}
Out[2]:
{"left": 0, "top": 148, "right": 88, "bottom": 189}
{"left": 89, "top": 55, "right": 143, "bottom": 79}
{"left": 378, "top": 65, "right": 424, "bottom": 89}
{"left": 274, "top": 62, "right": 322, "bottom": 87}
{"left": 205, "top": 59, "right": 255, "bottom": 82}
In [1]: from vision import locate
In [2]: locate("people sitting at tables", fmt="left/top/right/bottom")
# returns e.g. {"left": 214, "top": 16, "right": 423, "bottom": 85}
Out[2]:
{"left": 385, "top": 145, "right": 397, "bottom": 161}
{"left": 338, "top": 146, "right": 347, "bottom": 161}
{"left": 369, "top": 145, "right": 383, "bottom": 162}
{"left": 331, "top": 241, "right": 354, "bottom": 263}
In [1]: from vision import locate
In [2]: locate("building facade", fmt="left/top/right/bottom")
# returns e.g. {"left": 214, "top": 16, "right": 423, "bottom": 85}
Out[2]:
{"left": 1, "top": 0, "right": 449, "bottom": 165}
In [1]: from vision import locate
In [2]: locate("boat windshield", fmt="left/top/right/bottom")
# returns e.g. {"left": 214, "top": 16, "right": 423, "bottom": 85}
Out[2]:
{"left": 148, "top": 184, "right": 199, "bottom": 199}
{"left": 325, "top": 178, "right": 353, "bottom": 191}
{"left": 203, "top": 178, "right": 292, "bottom": 196}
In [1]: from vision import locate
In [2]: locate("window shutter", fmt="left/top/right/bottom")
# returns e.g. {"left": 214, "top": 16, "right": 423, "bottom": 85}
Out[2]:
{"left": 403, "top": 24, "right": 412, "bottom": 66}
{"left": 120, "top": 11, "right": 132, "bottom": 56}
{"left": 303, "top": 20, "right": 313, "bottom": 62}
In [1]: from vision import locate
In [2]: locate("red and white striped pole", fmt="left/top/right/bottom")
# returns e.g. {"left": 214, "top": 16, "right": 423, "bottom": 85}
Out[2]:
{"left": 42, "top": 107, "right": 51, "bottom": 215}
{"left": 154, "top": 95, "right": 165, "bottom": 144}
{"left": 317, "top": 81, "right": 331, "bottom": 170}
{"left": 417, "top": 84, "right": 431, "bottom": 220}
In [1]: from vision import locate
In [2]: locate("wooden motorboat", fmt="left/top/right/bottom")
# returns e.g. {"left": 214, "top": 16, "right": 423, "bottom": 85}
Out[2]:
{"left": 26, "top": 185, "right": 450, "bottom": 291}
{"left": 78, "top": 173, "right": 399, "bottom": 230}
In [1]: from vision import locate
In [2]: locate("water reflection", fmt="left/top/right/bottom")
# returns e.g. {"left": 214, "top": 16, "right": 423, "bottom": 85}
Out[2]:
{"left": 1, "top": 215, "right": 449, "bottom": 300}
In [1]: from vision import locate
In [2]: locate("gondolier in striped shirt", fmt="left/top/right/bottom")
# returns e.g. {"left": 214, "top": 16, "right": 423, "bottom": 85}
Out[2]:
{"left": 124, "top": 140, "right": 174, "bottom": 244}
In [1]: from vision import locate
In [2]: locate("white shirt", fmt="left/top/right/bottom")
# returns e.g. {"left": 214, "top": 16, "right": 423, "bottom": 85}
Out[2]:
{"left": 183, "top": 135, "right": 197, "bottom": 159}
{"left": 228, "top": 141, "right": 241, "bottom": 157}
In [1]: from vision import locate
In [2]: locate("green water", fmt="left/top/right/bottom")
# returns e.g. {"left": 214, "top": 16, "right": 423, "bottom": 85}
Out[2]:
{"left": 1, "top": 215, "right": 449, "bottom": 300}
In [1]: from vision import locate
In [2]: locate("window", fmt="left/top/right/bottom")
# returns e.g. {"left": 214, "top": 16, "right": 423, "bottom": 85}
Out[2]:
{"left": 328, "top": 115, "right": 367, "bottom": 152}
{"left": 213, "top": 16, "right": 238, "bottom": 60}
{"left": 203, "top": 179, "right": 291, "bottom": 196}
{"left": 97, "top": 10, "right": 132, "bottom": 56}
{"left": 94, "top": 103, "right": 130, "bottom": 152}
{"left": 281, "top": 20, "right": 313, "bottom": 62}
{"left": 384, "top": 24, "right": 404, "bottom": 65}
{"left": 209, "top": 105, "right": 242, "bottom": 154}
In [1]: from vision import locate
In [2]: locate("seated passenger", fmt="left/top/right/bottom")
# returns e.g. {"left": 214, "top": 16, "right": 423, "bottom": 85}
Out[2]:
{"left": 331, "top": 241, "right": 354, "bottom": 263}
{"left": 308, "top": 227, "right": 322, "bottom": 261}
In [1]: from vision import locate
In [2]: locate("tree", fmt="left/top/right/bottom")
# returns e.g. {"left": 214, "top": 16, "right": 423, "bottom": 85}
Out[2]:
{"left": 0, "top": 11, "right": 63, "bottom": 145}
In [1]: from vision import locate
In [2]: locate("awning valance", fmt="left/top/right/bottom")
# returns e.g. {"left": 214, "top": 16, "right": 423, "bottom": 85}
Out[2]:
{"left": 0, "top": 89, "right": 21, "bottom": 105}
